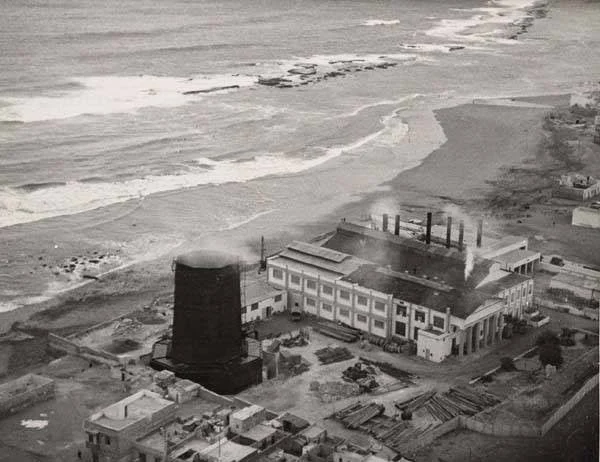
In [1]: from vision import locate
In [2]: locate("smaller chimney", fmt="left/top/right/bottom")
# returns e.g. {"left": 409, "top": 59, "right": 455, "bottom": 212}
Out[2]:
{"left": 394, "top": 215, "right": 400, "bottom": 236}
{"left": 425, "top": 212, "right": 432, "bottom": 244}
{"left": 446, "top": 216, "right": 452, "bottom": 249}
{"left": 259, "top": 236, "right": 267, "bottom": 272}
{"left": 445, "top": 307, "right": 451, "bottom": 333}
{"left": 476, "top": 219, "right": 483, "bottom": 248}
{"left": 458, "top": 220, "right": 465, "bottom": 251}
{"left": 382, "top": 214, "right": 389, "bottom": 232}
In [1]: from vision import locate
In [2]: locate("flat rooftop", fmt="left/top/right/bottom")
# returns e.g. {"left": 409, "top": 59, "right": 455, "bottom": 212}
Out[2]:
{"left": 88, "top": 390, "right": 175, "bottom": 431}
{"left": 231, "top": 404, "right": 264, "bottom": 421}
{"left": 202, "top": 439, "right": 257, "bottom": 462}
{"left": 241, "top": 423, "right": 277, "bottom": 442}
{"left": 242, "top": 272, "right": 284, "bottom": 306}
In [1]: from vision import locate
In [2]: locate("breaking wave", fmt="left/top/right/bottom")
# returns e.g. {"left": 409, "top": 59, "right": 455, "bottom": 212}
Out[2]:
{"left": 363, "top": 19, "right": 401, "bottom": 26}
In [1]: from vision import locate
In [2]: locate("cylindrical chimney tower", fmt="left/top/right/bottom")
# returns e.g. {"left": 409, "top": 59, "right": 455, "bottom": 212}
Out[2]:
{"left": 170, "top": 250, "right": 242, "bottom": 366}
{"left": 476, "top": 219, "right": 483, "bottom": 248}
{"left": 446, "top": 216, "right": 452, "bottom": 249}
{"left": 382, "top": 214, "right": 389, "bottom": 232}
{"left": 426, "top": 212, "right": 432, "bottom": 244}
{"left": 458, "top": 220, "right": 465, "bottom": 251}
{"left": 394, "top": 215, "right": 400, "bottom": 236}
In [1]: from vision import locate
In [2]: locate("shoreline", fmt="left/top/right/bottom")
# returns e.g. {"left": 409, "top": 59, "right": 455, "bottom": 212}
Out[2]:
{"left": 1, "top": 90, "right": 598, "bottom": 338}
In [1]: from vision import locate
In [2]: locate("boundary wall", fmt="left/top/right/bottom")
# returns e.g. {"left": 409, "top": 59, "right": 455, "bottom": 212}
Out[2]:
{"left": 0, "top": 374, "right": 55, "bottom": 417}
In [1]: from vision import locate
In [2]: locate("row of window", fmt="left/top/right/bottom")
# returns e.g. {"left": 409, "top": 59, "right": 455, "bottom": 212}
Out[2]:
{"left": 504, "top": 284, "right": 532, "bottom": 305}
{"left": 273, "top": 269, "right": 387, "bottom": 310}
{"left": 308, "top": 298, "right": 385, "bottom": 328}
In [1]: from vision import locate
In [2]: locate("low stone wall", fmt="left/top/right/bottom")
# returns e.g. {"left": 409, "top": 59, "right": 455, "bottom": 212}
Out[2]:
{"left": 48, "top": 333, "right": 120, "bottom": 366}
{"left": 401, "top": 417, "right": 461, "bottom": 453}
{"left": 460, "top": 415, "right": 541, "bottom": 438}
{"left": 541, "top": 373, "right": 599, "bottom": 435}
{"left": 0, "top": 374, "right": 55, "bottom": 417}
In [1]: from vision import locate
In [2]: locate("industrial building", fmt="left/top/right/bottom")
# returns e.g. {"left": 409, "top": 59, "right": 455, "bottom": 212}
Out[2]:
{"left": 150, "top": 250, "right": 262, "bottom": 394}
{"left": 572, "top": 205, "right": 600, "bottom": 228}
{"left": 267, "top": 217, "right": 535, "bottom": 362}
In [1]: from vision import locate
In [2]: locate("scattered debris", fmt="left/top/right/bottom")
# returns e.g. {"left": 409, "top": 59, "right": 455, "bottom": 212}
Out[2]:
{"left": 359, "top": 357, "right": 416, "bottom": 384}
{"left": 315, "top": 346, "right": 354, "bottom": 364}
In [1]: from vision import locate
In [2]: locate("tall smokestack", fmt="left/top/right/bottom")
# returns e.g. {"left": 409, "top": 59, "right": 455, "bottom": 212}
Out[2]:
{"left": 476, "top": 219, "right": 483, "bottom": 248}
{"left": 458, "top": 220, "right": 465, "bottom": 252}
{"left": 260, "top": 236, "right": 266, "bottom": 271}
{"left": 446, "top": 216, "right": 452, "bottom": 249}
{"left": 425, "top": 212, "right": 432, "bottom": 245}
{"left": 382, "top": 214, "right": 389, "bottom": 232}
{"left": 394, "top": 215, "right": 400, "bottom": 236}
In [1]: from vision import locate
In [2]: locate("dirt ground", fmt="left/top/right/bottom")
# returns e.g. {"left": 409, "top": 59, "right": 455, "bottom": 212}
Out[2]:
{"left": 411, "top": 385, "right": 599, "bottom": 462}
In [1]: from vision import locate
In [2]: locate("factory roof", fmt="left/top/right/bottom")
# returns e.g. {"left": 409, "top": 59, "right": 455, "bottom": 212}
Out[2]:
{"left": 323, "top": 222, "right": 494, "bottom": 288}
{"left": 342, "top": 265, "right": 496, "bottom": 319}
{"left": 493, "top": 248, "right": 540, "bottom": 266}
{"left": 176, "top": 250, "right": 239, "bottom": 269}
{"left": 477, "top": 271, "right": 531, "bottom": 296}
{"left": 271, "top": 241, "right": 369, "bottom": 276}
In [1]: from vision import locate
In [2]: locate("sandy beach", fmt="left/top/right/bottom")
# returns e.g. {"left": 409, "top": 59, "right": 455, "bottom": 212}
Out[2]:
{"left": 2, "top": 91, "right": 598, "bottom": 347}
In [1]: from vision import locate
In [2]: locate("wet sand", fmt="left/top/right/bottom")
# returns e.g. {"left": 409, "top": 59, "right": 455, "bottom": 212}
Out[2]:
{"left": 2, "top": 92, "right": 598, "bottom": 342}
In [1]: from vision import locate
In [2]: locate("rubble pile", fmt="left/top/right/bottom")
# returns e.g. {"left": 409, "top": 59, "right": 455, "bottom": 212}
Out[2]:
{"left": 341, "top": 362, "right": 380, "bottom": 392}
{"left": 280, "top": 329, "right": 310, "bottom": 348}
{"left": 112, "top": 318, "right": 143, "bottom": 337}
{"left": 359, "top": 357, "right": 415, "bottom": 385}
{"left": 279, "top": 350, "right": 310, "bottom": 376}
{"left": 315, "top": 346, "right": 354, "bottom": 365}
{"left": 310, "top": 381, "right": 361, "bottom": 403}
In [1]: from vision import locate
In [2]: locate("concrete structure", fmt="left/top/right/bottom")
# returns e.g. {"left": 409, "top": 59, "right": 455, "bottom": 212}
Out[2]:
{"left": 150, "top": 250, "right": 262, "bottom": 394}
{"left": 167, "top": 379, "right": 201, "bottom": 404}
{"left": 555, "top": 174, "right": 600, "bottom": 200}
{"left": 230, "top": 404, "right": 267, "bottom": 434}
{"left": 267, "top": 221, "right": 534, "bottom": 362}
{"left": 572, "top": 206, "right": 600, "bottom": 228}
{"left": 84, "top": 390, "right": 177, "bottom": 462}
{"left": 242, "top": 273, "right": 287, "bottom": 324}
{"left": 0, "top": 374, "right": 54, "bottom": 417}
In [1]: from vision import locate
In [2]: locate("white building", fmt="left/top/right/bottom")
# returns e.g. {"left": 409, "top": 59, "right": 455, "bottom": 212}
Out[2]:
{"left": 241, "top": 273, "right": 286, "bottom": 324}
{"left": 267, "top": 221, "right": 534, "bottom": 362}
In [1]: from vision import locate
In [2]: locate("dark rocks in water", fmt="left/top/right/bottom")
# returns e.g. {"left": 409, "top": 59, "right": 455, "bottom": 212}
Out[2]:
{"left": 182, "top": 85, "right": 240, "bottom": 95}
{"left": 38, "top": 256, "right": 44, "bottom": 261}
{"left": 449, "top": 46, "right": 465, "bottom": 51}
{"left": 71, "top": 257, "right": 78, "bottom": 262}
{"left": 82, "top": 274, "right": 99, "bottom": 281}
{"left": 258, "top": 77, "right": 292, "bottom": 87}
{"left": 364, "top": 66, "right": 374, "bottom": 70}
{"left": 89, "top": 259, "right": 100, "bottom": 264}
{"left": 288, "top": 67, "right": 317, "bottom": 76}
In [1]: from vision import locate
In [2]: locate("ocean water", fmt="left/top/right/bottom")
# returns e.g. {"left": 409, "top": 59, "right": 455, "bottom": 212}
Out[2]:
{"left": 0, "top": 0, "right": 599, "bottom": 312}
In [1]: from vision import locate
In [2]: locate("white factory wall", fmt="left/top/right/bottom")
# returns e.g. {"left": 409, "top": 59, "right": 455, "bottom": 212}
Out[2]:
{"left": 242, "top": 292, "right": 286, "bottom": 324}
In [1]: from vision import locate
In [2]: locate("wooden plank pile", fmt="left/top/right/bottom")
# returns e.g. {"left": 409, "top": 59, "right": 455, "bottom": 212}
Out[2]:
{"left": 315, "top": 346, "right": 354, "bottom": 365}
{"left": 394, "top": 387, "right": 501, "bottom": 422}
{"left": 334, "top": 402, "right": 385, "bottom": 429}
{"left": 315, "top": 321, "right": 360, "bottom": 343}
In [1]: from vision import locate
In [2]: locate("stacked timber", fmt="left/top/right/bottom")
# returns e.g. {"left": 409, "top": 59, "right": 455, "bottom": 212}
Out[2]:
{"left": 315, "top": 346, "right": 354, "bottom": 364}
{"left": 334, "top": 402, "right": 385, "bottom": 429}
{"left": 394, "top": 387, "right": 501, "bottom": 422}
{"left": 315, "top": 321, "right": 360, "bottom": 342}
{"left": 359, "top": 357, "right": 416, "bottom": 385}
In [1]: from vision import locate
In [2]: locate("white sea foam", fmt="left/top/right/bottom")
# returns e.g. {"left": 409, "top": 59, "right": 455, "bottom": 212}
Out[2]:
{"left": 363, "top": 19, "right": 401, "bottom": 26}
{"left": 0, "top": 75, "right": 257, "bottom": 122}
{"left": 21, "top": 420, "right": 49, "bottom": 429}
{"left": 425, "top": 0, "right": 544, "bottom": 43}
{"left": 0, "top": 102, "right": 409, "bottom": 229}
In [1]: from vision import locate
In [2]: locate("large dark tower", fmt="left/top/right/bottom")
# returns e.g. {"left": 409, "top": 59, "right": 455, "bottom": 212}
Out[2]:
{"left": 150, "top": 250, "right": 262, "bottom": 394}
{"left": 170, "top": 251, "right": 242, "bottom": 366}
